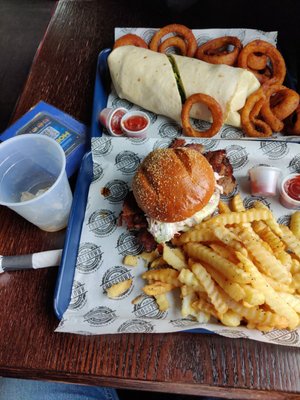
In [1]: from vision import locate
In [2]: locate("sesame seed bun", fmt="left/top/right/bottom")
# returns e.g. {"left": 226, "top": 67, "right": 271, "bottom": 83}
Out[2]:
{"left": 132, "top": 147, "right": 215, "bottom": 222}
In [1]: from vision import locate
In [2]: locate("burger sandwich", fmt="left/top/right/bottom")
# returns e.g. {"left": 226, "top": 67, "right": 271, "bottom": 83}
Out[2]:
{"left": 124, "top": 144, "right": 231, "bottom": 246}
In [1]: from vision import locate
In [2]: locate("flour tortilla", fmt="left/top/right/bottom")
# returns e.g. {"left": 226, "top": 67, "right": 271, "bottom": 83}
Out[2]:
{"left": 108, "top": 46, "right": 182, "bottom": 123}
{"left": 172, "top": 54, "right": 260, "bottom": 127}
{"left": 108, "top": 46, "right": 260, "bottom": 128}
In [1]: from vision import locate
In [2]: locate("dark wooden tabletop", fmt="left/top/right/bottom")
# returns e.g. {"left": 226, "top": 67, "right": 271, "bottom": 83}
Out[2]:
{"left": 1, "top": 0, "right": 300, "bottom": 398}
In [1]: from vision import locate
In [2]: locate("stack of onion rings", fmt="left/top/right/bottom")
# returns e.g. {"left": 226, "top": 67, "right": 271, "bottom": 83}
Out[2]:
{"left": 195, "top": 36, "right": 242, "bottom": 66}
{"left": 241, "top": 81, "right": 299, "bottom": 137}
{"left": 237, "top": 40, "right": 286, "bottom": 84}
{"left": 113, "top": 34, "right": 148, "bottom": 49}
{"left": 181, "top": 93, "right": 223, "bottom": 137}
{"left": 149, "top": 24, "right": 197, "bottom": 57}
{"left": 241, "top": 87, "right": 273, "bottom": 137}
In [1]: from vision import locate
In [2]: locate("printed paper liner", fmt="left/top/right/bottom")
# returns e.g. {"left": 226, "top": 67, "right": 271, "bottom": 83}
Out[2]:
{"left": 56, "top": 136, "right": 300, "bottom": 347}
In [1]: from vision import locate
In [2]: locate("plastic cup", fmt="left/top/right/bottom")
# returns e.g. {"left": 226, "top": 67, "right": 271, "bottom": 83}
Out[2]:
{"left": 99, "top": 107, "right": 127, "bottom": 136}
{"left": 279, "top": 173, "right": 300, "bottom": 209}
{"left": 248, "top": 166, "right": 281, "bottom": 197}
{"left": 0, "top": 134, "right": 73, "bottom": 232}
{"left": 120, "top": 111, "right": 150, "bottom": 138}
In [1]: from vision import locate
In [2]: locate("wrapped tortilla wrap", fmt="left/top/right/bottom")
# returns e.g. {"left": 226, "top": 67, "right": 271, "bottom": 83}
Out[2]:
{"left": 108, "top": 46, "right": 260, "bottom": 128}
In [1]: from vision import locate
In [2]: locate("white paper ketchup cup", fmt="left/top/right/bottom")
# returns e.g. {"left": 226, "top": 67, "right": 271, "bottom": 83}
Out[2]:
{"left": 120, "top": 111, "right": 150, "bottom": 138}
{"left": 280, "top": 173, "right": 300, "bottom": 209}
{"left": 248, "top": 166, "right": 281, "bottom": 197}
{"left": 99, "top": 107, "right": 127, "bottom": 136}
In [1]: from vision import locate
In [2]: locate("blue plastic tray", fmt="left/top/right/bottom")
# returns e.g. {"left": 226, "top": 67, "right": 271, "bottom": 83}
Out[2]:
{"left": 53, "top": 49, "right": 110, "bottom": 319}
{"left": 54, "top": 46, "right": 297, "bottom": 336}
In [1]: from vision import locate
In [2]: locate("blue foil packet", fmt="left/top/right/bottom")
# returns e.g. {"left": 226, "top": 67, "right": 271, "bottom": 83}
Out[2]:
{"left": 0, "top": 101, "right": 87, "bottom": 177}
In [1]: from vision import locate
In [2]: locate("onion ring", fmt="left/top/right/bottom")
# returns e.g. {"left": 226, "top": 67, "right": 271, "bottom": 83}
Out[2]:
{"left": 149, "top": 24, "right": 197, "bottom": 57}
{"left": 237, "top": 40, "right": 286, "bottom": 84}
{"left": 113, "top": 34, "right": 148, "bottom": 50}
{"left": 284, "top": 105, "right": 300, "bottom": 135}
{"left": 241, "top": 88, "right": 273, "bottom": 137}
{"left": 260, "top": 84, "right": 299, "bottom": 132}
{"left": 158, "top": 36, "right": 187, "bottom": 55}
{"left": 247, "top": 53, "right": 268, "bottom": 70}
{"left": 181, "top": 93, "right": 223, "bottom": 138}
{"left": 195, "top": 36, "right": 242, "bottom": 66}
{"left": 270, "top": 88, "right": 299, "bottom": 120}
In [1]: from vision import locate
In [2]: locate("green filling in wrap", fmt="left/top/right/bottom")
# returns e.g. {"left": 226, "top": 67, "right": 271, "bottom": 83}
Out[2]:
{"left": 167, "top": 55, "right": 186, "bottom": 104}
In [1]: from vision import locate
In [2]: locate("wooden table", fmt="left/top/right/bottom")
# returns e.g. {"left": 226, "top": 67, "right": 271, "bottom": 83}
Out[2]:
{"left": 1, "top": 1, "right": 300, "bottom": 398}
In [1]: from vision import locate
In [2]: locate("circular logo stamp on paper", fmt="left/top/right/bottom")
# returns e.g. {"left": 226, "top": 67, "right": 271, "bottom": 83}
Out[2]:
{"left": 142, "top": 29, "right": 157, "bottom": 44}
{"left": 69, "top": 281, "right": 87, "bottom": 310}
{"left": 115, "top": 151, "right": 140, "bottom": 175}
{"left": 117, "top": 319, "right": 155, "bottom": 333}
{"left": 153, "top": 138, "right": 173, "bottom": 150}
{"left": 220, "top": 125, "right": 244, "bottom": 139}
{"left": 220, "top": 184, "right": 239, "bottom": 202}
{"left": 84, "top": 306, "right": 117, "bottom": 327}
{"left": 92, "top": 137, "right": 112, "bottom": 157}
{"left": 262, "top": 329, "right": 300, "bottom": 345}
{"left": 196, "top": 34, "right": 213, "bottom": 46}
{"left": 243, "top": 196, "right": 270, "bottom": 209}
{"left": 112, "top": 97, "right": 133, "bottom": 110}
{"left": 170, "top": 317, "right": 199, "bottom": 328}
{"left": 116, "top": 231, "right": 144, "bottom": 256}
{"left": 77, "top": 242, "right": 103, "bottom": 273}
{"left": 158, "top": 122, "right": 182, "bottom": 138}
{"left": 195, "top": 138, "right": 220, "bottom": 151}
{"left": 277, "top": 214, "right": 291, "bottom": 226}
{"left": 127, "top": 136, "right": 149, "bottom": 145}
{"left": 133, "top": 295, "right": 167, "bottom": 319}
{"left": 88, "top": 209, "right": 117, "bottom": 237}
{"left": 101, "top": 180, "right": 129, "bottom": 203}
{"left": 225, "top": 145, "right": 249, "bottom": 170}
{"left": 92, "top": 162, "right": 104, "bottom": 182}
{"left": 288, "top": 154, "right": 300, "bottom": 173}
{"left": 260, "top": 141, "right": 289, "bottom": 160}
{"left": 191, "top": 119, "right": 212, "bottom": 133}
{"left": 102, "top": 266, "right": 134, "bottom": 299}
{"left": 217, "top": 329, "right": 248, "bottom": 339}
{"left": 120, "top": 27, "right": 137, "bottom": 34}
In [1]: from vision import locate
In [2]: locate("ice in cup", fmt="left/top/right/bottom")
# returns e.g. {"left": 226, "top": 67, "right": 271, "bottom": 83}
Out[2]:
{"left": 248, "top": 166, "right": 281, "bottom": 197}
{"left": 0, "top": 134, "right": 73, "bottom": 232}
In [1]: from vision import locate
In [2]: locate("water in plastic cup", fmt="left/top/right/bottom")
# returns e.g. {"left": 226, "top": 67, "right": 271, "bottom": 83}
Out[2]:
{"left": 0, "top": 134, "right": 73, "bottom": 232}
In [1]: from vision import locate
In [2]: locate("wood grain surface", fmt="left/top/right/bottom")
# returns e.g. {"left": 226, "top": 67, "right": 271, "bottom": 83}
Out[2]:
{"left": 1, "top": 0, "right": 300, "bottom": 398}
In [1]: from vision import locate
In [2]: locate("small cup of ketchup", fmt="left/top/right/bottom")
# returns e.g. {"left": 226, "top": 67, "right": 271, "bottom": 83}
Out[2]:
{"left": 280, "top": 173, "right": 300, "bottom": 209}
{"left": 99, "top": 107, "right": 127, "bottom": 136}
{"left": 248, "top": 166, "right": 281, "bottom": 197}
{"left": 120, "top": 111, "right": 150, "bottom": 138}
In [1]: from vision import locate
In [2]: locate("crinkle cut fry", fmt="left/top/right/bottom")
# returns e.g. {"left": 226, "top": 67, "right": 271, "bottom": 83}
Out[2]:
{"left": 236, "top": 252, "right": 299, "bottom": 329}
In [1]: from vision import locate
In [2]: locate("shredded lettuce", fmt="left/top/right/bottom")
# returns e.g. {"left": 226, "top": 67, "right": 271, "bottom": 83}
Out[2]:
{"left": 167, "top": 55, "right": 186, "bottom": 104}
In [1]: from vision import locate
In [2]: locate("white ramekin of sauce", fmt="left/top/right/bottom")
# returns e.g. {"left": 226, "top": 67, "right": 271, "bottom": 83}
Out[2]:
{"left": 248, "top": 166, "right": 281, "bottom": 197}
{"left": 120, "top": 111, "right": 150, "bottom": 138}
{"left": 99, "top": 107, "right": 127, "bottom": 136}
{"left": 280, "top": 173, "right": 300, "bottom": 209}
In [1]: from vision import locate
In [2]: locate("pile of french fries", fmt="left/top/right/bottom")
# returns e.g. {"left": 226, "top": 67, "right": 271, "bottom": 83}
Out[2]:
{"left": 141, "top": 194, "right": 300, "bottom": 332}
